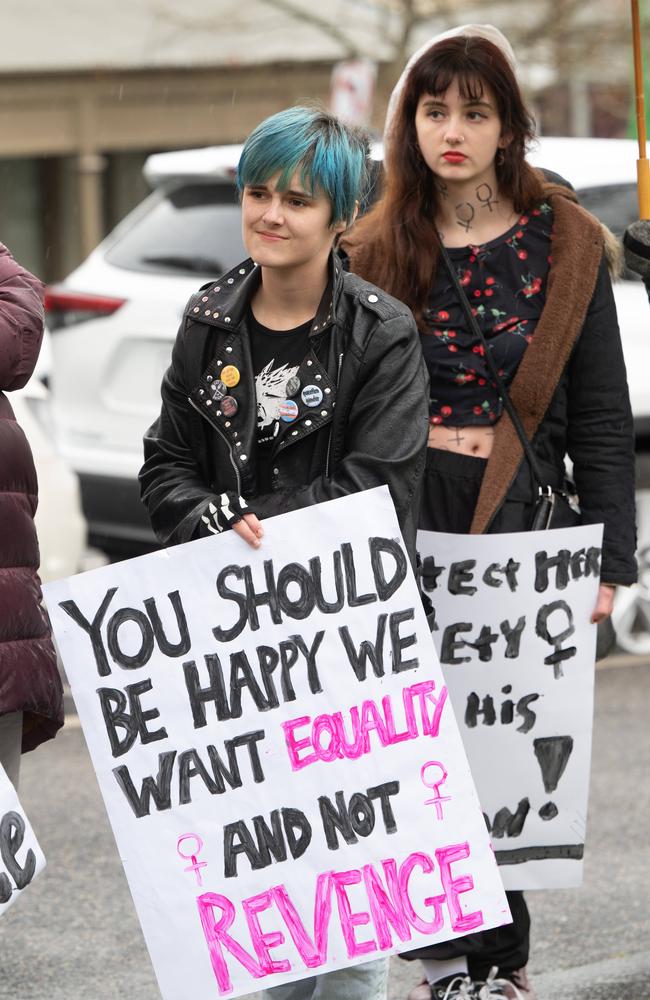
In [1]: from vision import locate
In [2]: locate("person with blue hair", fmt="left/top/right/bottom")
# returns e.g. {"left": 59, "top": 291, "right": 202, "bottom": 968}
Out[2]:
{"left": 140, "top": 107, "right": 428, "bottom": 998}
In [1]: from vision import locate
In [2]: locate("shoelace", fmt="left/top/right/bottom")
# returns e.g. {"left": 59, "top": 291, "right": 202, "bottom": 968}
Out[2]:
{"left": 475, "top": 966, "right": 523, "bottom": 1000}
{"left": 438, "top": 975, "right": 478, "bottom": 999}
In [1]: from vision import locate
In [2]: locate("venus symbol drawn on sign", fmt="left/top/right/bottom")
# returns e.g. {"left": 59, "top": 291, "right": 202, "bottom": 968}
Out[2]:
{"left": 420, "top": 761, "right": 452, "bottom": 820}
{"left": 177, "top": 833, "right": 208, "bottom": 886}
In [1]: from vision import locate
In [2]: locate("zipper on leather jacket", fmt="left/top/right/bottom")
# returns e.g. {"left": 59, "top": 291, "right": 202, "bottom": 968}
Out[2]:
{"left": 188, "top": 395, "right": 242, "bottom": 493}
{"left": 325, "top": 351, "right": 344, "bottom": 478}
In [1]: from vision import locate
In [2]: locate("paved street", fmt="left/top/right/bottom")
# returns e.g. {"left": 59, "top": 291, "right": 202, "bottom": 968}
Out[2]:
{"left": 1, "top": 656, "right": 648, "bottom": 1000}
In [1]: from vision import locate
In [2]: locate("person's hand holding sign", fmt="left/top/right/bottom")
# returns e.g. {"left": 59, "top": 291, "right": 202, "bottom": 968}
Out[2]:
{"left": 200, "top": 494, "right": 264, "bottom": 548}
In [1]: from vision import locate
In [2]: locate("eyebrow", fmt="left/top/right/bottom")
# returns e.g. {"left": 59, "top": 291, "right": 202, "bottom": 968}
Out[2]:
{"left": 246, "top": 183, "right": 315, "bottom": 200}
{"left": 421, "top": 97, "right": 493, "bottom": 111}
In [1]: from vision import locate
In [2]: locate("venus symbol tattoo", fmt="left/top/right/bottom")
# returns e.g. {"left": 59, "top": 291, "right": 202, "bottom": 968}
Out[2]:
{"left": 455, "top": 202, "right": 475, "bottom": 232}
{"left": 476, "top": 183, "right": 498, "bottom": 212}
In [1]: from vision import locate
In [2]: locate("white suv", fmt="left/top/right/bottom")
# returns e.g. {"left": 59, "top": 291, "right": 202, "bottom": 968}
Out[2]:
{"left": 45, "top": 136, "right": 649, "bottom": 558}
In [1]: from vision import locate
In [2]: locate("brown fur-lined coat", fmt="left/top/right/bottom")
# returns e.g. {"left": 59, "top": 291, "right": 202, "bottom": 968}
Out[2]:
{"left": 465, "top": 185, "right": 636, "bottom": 585}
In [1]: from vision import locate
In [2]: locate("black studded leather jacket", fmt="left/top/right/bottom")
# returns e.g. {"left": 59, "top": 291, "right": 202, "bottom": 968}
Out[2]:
{"left": 139, "top": 252, "right": 429, "bottom": 563}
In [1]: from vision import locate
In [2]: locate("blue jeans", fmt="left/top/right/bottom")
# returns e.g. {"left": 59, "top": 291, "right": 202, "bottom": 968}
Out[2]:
{"left": 257, "top": 958, "right": 389, "bottom": 1000}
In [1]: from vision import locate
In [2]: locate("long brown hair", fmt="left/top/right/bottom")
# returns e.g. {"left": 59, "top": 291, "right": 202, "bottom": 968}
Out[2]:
{"left": 343, "top": 36, "right": 544, "bottom": 326}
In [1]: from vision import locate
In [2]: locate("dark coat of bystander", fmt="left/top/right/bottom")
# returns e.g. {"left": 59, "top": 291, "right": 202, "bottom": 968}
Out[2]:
{"left": 0, "top": 244, "right": 63, "bottom": 751}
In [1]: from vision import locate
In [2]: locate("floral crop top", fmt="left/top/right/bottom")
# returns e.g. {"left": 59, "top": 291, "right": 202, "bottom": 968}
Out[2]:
{"left": 422, "top": 202, "right": 554, "bottom": 426}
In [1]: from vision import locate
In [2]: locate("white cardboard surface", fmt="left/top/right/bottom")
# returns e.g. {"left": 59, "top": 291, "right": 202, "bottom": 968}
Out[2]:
{"left": 45, "top": 487, "right": 508, "bottom": 998}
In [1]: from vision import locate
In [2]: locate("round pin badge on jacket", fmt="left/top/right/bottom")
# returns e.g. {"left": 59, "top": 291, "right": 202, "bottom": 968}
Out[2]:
{"left": 301, "top": 384, "right": 323, "bottom": 407}
{"left": 279, "top": 399, "right": 299, "bottom": 422}
{"left": 221, "top": 365, "right": 241, "bottom": 388}
{"left": 285, "top": 375, "right": 301, "bottom": 398}
{"left": 210, "top": 379, "right": 227, "bottom": 401}
{"left": 221, "top": 395, "right": 239, "bottom": 417}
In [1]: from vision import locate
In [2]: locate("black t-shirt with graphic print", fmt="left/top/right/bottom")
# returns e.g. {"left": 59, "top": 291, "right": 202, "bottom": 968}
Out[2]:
{"left": 248, "top": 307, "right": 312, "bottom": 492}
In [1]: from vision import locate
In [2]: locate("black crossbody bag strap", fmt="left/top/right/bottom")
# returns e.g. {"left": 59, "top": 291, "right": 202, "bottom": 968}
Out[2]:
{"left": 435, "top": 236, "right": 547, "bottom": 491}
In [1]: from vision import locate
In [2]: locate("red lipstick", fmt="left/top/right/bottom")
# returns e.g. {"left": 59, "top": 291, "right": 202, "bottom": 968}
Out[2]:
{"left": 442, "top": 152, "right": 467, "bottom": 163}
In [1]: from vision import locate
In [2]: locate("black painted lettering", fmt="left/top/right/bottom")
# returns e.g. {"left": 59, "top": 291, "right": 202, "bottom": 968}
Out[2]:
{"left": 319, "top": 791, "right": 357, "bottom": 850}
{"left": 535, "top": 549, "right": 571, "bottom": 592}
{"left": 0, "top": 812, "right": 36, "bottom": 899}
{"left": 229, "top": 650, "right": 271, "bottom": 718}
{"left": 213, "top": 565, "right": 248, "bottom": 642}
{"left": 500, "top": 617, "right": 526, "bottom": 658}
{"left": 143, "top": 591, "right": 191, "bottom": 657}
{"left": 282, "top": 808, "right": 312, "bottom": 859}
{"left": 223, "top": 821, "right": 263, "bottom": 878}
{"left": 339, "top": 615, "right": 387, "bottom": 681}
{"left": 468, "top": 624, "right": 499, "bottom": 662}
{"left": 440, "top": 623, "right": 472, "bottom": 664}
{"left": 59, "top": 588, "right": 117, "bottom": 677}
{"left": 516, "top": 693, "right": 540, "bottom": 733}
{"left": 97, "top": 679, "right": 167, "bottom": 758}
{"left": 310, "top": 553, "right": 344, "bottom": 613}
{"left": 113, "top": 751, "right": 177, "bottom": 818}
{"left": 448, "top": 560, "right": 477, "bottom": 596}
{"left": 465, "top": 693, "right": 496, "bottom": 727}
{"left": 370, "top": 537, "right": 408, "bottom": 601}
{"left": 291, "top": 632, "right": 324, "bottom": 694}
{"left": 367, "top": 781, "right": 400, "bottom": 834}
{"left": 276, "top": 563, "right": 315, "bottom": 620}
{"left": 178, "top": 749, "right": 221, "bottom": 804}
{"left": 389, "top": 609, "right": 418, "bottom": 673}
{"left": 342, "top": 542, "right": 377, "bottom": 607}
{"left": 107, "top": 607, "right": 154, "bottom": 669}
{"left": 183, "top": 654, "right": 230, "bottom": 726}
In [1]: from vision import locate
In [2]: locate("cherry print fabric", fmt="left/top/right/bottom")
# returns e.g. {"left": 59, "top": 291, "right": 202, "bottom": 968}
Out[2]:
{"left": 422, "top": 202, "right": 553, "bottom": 426}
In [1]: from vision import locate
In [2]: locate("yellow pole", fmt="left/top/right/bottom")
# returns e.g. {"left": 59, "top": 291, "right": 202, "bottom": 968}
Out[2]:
{"left": 632, "top": 0, "right": 650, "bottom": 218}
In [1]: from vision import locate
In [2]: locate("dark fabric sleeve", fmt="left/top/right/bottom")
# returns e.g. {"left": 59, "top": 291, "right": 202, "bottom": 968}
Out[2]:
{"left": 249, "top": 313, "right": 429, "bottom": 550}
{"left": 567, "top": 257, "right": 637, "bottom": 585}
{"left": 140, "top": 320, "right": 222, "bottom": 545}
{"left": 0, "top": 244, "right": 44, "bottom": 391}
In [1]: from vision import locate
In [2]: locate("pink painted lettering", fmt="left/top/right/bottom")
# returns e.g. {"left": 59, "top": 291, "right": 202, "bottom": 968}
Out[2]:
{"left": 282, "top": 681, "right": 448, "bottom": 772}
{"left": 196, "top": 892, "right": 265, "bottom": 994}
{"left": 243, "top": 890, "right": 291, "bottom": 974}
{"left": 363, "top": 859, "right": 411, "bottom": 950}
{"left": 271, "top": 876, "right": 333, "bottom": 968}
{"left": 398, "top": 852, "right": 445, "bottom": 934}
{"left": 332, "top": 869, "right": 377, "bottom": 958}
{"left": 436, "top": 843, "right": 484, "bottom": 933}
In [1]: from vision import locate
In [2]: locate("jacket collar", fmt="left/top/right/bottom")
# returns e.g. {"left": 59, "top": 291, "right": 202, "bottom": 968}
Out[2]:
{"left": 187, "top": 251, "right": 345, "bottom": 336}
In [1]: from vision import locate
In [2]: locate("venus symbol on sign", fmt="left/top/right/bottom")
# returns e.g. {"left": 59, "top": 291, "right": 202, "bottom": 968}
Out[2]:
{"left": 177, "top": 833, "right": 208, "bottom": 886}
{"left": 421, "top": 760, "right": 452, "bottom": 820}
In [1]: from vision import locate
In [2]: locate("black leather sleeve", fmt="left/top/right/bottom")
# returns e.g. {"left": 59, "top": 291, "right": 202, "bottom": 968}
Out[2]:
{"left": 566, "top": 256, "right": 638, "bottom": 585}
{"left": 140, "top": 319, "right": 219, "bottom": 545}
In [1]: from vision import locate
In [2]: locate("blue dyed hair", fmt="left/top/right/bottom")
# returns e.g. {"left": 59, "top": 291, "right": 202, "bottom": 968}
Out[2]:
{"left": 237, "top": 106, "right": 370, "bottom": 227}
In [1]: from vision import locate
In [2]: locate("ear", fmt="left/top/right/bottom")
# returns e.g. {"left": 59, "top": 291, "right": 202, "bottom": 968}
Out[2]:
{"left": 498, "top": 132, "right": 513, "bottom": 150}
{"left": 332, "top": 201, "right": 359, "bottom": 236}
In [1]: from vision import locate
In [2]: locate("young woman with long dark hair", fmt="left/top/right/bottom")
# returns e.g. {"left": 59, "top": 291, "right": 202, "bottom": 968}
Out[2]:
{"left": 343, "top": 23, "right": 637, "bottom": 1000}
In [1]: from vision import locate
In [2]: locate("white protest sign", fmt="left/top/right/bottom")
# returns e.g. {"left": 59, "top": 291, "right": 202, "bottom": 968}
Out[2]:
{"left": 44, "top": 487, "right": 509, "bottom": 999}
{"left": 417, "top": 524, "right": 603, "bottom": 890}
{"left": 0, "top": 763, "right": 46, "bottom": 915}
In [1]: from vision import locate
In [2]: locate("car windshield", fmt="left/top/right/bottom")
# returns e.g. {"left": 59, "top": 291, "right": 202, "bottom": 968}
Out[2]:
{"left": 105, "top": 182, "right": 246, "bottom": 276}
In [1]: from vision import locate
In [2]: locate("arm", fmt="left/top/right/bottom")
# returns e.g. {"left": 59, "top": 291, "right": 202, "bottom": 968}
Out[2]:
{"left": 0, "top": 244, "right": 44, "bottom": 391}
{"left": 140, "top": 319, "right": 221, "bottom": 545}
{"left": 567, "top": 257, "right": 637, "bottom": 586}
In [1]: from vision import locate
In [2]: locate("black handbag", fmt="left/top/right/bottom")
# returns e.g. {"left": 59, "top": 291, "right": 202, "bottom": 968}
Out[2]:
{"left": 436, "top": 236, "right": 580, "bottom": 530}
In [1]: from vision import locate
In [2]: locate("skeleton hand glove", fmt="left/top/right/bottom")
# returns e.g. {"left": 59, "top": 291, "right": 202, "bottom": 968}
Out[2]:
{"left": 200, "top": 492, "right": 252, "bottom": 535}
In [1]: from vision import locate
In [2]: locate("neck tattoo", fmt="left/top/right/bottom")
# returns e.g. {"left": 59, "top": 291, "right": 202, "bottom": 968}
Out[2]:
{"left": 476, "top": 182, "right": 499, "bottom": 213}
{"left": 455, "top": 201, "right": 475, "bottom": 232}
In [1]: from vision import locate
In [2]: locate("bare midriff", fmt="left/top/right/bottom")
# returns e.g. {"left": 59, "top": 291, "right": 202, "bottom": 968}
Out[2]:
{"left": 427, "top": 421, "right": 498, "bottom": 458}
